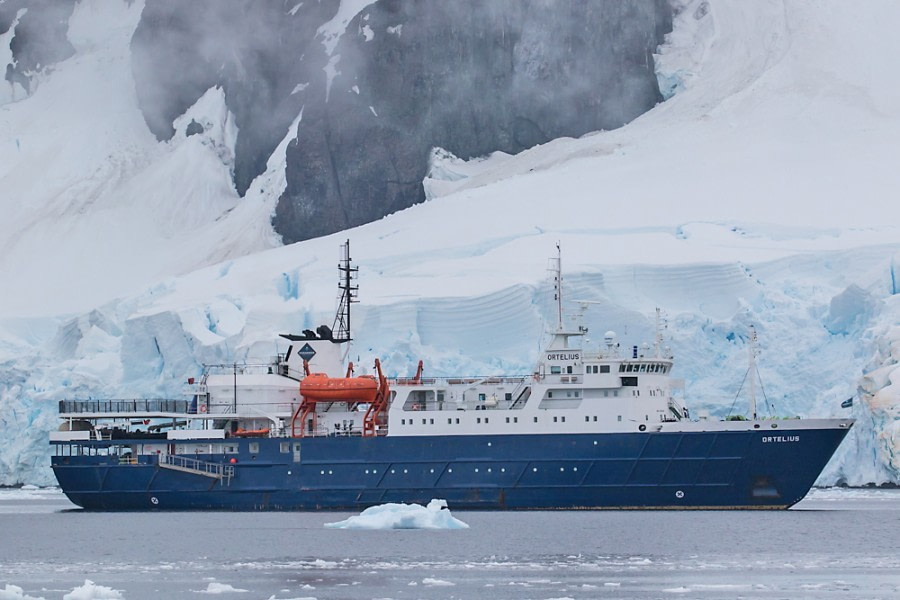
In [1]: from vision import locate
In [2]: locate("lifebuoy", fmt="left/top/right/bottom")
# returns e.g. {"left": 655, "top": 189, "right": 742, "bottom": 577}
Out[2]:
{"left": 199, "top": 405, "right": 207, "bottom": 413}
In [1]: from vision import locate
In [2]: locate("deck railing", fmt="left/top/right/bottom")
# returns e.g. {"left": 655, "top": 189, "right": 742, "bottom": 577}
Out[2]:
{"left": 59, "top": 399, "right": 192, "bottom": 414}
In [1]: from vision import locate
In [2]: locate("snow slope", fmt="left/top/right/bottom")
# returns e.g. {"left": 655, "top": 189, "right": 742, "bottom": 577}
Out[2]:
{"left": 1, "top": 0, "right": 900, "bottom": 485}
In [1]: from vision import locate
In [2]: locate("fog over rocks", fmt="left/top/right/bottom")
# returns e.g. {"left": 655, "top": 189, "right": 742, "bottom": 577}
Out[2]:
{"left": 125, "top": 0, "right": 671, "bottom": 242}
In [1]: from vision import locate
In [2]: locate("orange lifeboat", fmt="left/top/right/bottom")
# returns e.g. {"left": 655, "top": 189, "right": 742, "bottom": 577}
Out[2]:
{"left": 232, "top": 428, "right": 270, "bottom": 437}
{"left": 299, "top": 373, "right": 378, "bottom": 403}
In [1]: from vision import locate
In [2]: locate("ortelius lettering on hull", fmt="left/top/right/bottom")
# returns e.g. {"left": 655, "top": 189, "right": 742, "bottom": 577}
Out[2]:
{"left": 49, "top": 241, "right": 854, "bottom": 511}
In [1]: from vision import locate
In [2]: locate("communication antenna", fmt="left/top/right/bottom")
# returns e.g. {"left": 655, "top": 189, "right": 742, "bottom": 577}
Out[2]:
{"left": 331, "top": 240, "right": 358, "bottom": 342}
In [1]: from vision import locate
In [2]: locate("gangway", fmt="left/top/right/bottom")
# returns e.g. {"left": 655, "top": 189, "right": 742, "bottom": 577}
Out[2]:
{"left": 158, "top": 454, "right": 234, "bottom": 485}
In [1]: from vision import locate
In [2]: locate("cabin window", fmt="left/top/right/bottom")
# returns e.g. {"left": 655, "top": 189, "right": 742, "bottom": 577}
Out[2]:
{"left": 600, "top": 365, "right": 610, "bottom": 373}
{"left": 505, "top": 393, "right": 512, "bottom": 401}
{"left": 429, "top": 418, "right": 434, "bottom": 425}
{"left": 548, "top": 391, "right": 553, "bottom": 398}
{"left": 448, "top": 418, "right": 452, "bottom": 425}
{"left": 485, "top": 418, "right": 489, "bottom": 423}
{"left": 280, "top": 442, "right": 290, "bottom": 453}
{"left": 567, "top": 366, "right": 573, "bottom": 374}
{"left": 225, "top": 445, "right": 238, "bottom": 454}
{"left": 478, "top": 393, "right": 486, "bottom": 402}
{"left": 437, "top": 391, "right": 445, "bottom": 402}
{"left": 593, "top": 416, "right": 598, "bottom": 422}
{"left": 614, "top": 390, "right": 619, "bottom": 397}
{"left": 585, "top": 416, "right": 589, "bottom": 422}
{"left": 553, "top": 416, "right": 558, "bottom": 423}
{"left": 456, "top": 418, "right": 460, "bottom": 424}
{"left": 550, "top": 366, "right": 561, "bottom": 375}
{"left": 617, "top": 415, "right": 622, "bottom": 422}
{"left": 514, "top": 417, "right": 518, "bottom": 423}
{"left": 422, "top": 419, "right": 426, "bottom": 425}
{"left": 248, "top": 442, "right": 259, "bottom": 454}
{"left": 477, "top": 418, "right": 481, "bottom": 424}
{"left": 534, "top": 417, "right": 538, "bottom": 423}
{"left": 561, "top": 416, "right": 566, "bottom": 422}
{"left": 604, "top": 390, "right": 609, "bottom": 397}
{"left": 506, "top": 417, "right": 510, "bottom": 423}
{"left": 401, "top": 419, "right": 406, "bottom": 425}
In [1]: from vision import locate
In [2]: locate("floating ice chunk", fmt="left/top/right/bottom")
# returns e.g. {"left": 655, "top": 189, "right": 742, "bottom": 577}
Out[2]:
{"left": 324, "top": 499, "right": 469, "bottom": 529}
{"left": 196, "top": 582, "right": 248, "bottom": 594}
{"left": 62, "top": 580, "right": 122, "bottom": 600}
{"left": 0, "top": 584, "right": 45, "bottom": 600}
{"left": 422, "top": 578, "right": 454, "bottom": 586}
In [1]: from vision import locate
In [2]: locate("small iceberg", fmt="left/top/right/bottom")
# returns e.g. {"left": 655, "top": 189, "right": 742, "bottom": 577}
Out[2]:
{"left": 324, "top": 499, "right": 469, "bottom": 530}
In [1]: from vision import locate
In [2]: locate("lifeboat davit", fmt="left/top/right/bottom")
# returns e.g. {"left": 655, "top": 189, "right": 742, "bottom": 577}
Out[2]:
{"left": 300, "top": 373, "right": 378, "bottom": 403}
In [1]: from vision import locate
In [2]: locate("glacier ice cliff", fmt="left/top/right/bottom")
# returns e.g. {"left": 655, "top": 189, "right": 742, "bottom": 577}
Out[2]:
{"left": 1, "top": 240, "right": 899, "bottom": 486}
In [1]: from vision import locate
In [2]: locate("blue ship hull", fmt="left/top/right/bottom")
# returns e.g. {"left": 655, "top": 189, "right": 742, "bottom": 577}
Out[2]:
{"left": 51, "top": 426, "right": 850, "bottom": 510}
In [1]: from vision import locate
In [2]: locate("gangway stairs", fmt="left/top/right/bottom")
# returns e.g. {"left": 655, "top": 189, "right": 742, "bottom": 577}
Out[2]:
{"left": 158, "top": 454, "right": 235, "bottom": 485}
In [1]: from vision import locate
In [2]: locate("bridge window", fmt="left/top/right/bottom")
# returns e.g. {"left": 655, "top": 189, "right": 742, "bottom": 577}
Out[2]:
{"left": 600, "top": 365, "right": 610, "bottom": 373}
{"left": 619, "top": 364, "right": 626, "bottom": 372}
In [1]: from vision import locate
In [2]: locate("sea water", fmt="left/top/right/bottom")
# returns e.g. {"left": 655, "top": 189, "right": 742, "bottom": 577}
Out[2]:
{"left": 1, "top": 488, "right": 899, "bottom": 599}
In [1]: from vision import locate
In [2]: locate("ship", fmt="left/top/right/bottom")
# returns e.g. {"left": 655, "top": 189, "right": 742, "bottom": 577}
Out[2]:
{"left": 50, "top": 242, "right": 853, "bottom": 510}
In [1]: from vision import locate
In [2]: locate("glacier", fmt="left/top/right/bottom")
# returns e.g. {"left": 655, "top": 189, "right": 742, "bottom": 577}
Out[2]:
{"left": 2, "top": 0, "right": 900, "bottom": 486}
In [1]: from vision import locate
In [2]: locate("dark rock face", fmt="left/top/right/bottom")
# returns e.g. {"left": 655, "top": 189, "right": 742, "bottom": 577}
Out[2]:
{"left": 1, "top": 0, "right": 77, "bottom": 93}
{"left": 131, "top": 1, "right": 672, "bottom": 242}
{"left": 278, "top": 0, "right": 672, "bottom": 242}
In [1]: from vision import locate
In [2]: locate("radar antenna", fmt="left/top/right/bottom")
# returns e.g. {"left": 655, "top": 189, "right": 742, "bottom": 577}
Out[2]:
{"left": 331, "top": 240, "right": 358, "bottom": 342}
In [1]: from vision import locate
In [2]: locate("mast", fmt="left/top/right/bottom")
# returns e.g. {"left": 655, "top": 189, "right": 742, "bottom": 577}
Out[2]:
{"left": 748, "top": 325, "right": 758, "bottom": 420}
{"left": 331, "top": 240, "right": 358, "bottom": 343}
{"left": 551, "top": 242, "right": 563, "bottom": 332}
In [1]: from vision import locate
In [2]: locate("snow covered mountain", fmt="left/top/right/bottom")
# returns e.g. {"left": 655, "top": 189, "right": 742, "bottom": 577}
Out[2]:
{"left": 1, "top": 0, "right": 900, "bottom": 486}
